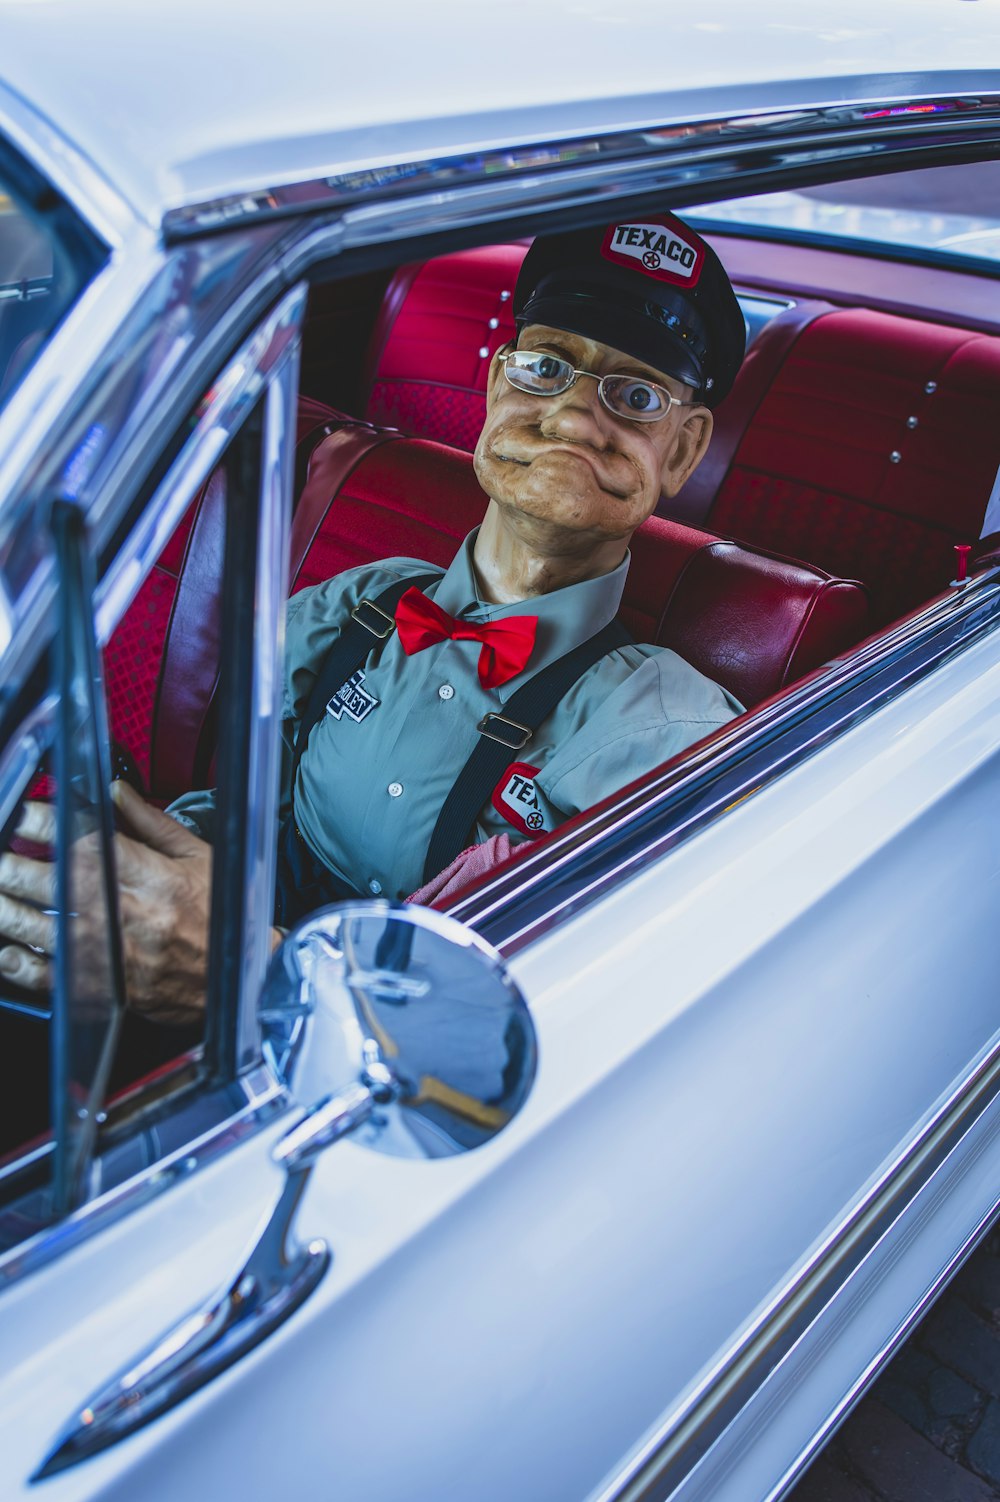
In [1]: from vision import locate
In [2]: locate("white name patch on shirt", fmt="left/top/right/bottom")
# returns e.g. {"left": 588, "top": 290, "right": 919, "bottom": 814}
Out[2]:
{"left": 492, "top": 762, "right": 551, "bottom": 837}
{"left": 326, "top": 669, "right": 379, "bottom": 723}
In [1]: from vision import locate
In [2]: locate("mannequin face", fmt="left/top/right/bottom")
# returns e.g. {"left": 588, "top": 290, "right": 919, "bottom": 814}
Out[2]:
{"left": 474, "top": 323, "right": 713, "bottom": 548}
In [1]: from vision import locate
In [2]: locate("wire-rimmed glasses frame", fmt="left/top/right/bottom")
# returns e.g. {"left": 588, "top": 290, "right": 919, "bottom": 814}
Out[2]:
{"left": 497, "top": 348, "right": 700, "bottom": 425}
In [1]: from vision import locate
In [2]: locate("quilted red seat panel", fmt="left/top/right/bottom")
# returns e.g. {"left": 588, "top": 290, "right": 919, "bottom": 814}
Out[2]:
{"left": 365, "top": 245, "right": 524, "bottom": 450}
{"left": 103, "top": 502, "right": 198, "bottom": 787}
{"left": 708, "top": 308, "right": 1000, "bottom": 625}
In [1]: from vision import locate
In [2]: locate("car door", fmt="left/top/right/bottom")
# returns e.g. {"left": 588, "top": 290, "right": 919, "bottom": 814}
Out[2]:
{"left": 0, "top": 257, "right": 541, "bottom": 1502}
{"left": 0, "top": 280, "right": 306, "bottom": 1497}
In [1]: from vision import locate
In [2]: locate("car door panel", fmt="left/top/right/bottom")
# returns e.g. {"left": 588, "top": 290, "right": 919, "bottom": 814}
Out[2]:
{"left": 3, "top": 631, "right": 996, "bottom": 1502}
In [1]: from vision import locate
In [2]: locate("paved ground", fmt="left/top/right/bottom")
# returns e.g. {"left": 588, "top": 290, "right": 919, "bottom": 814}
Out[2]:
{"left": 787, "top": 1227, "right": 1000, "bottom": 1501}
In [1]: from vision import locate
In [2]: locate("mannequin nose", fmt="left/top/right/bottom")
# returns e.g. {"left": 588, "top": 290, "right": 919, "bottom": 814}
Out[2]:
{"left": 540, "top": 376, "right": 610, "bottom": 443}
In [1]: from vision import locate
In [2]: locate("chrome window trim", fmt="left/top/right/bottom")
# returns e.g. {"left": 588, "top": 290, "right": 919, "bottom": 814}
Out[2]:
{"left": 448, "top": 574, "right": 1000, "bottom": 954}
{"left": 94, "top": 282, "right": 306, "bottom": 645}
{"left": 591, "top": 1021, "right": 1000, "bottom": 1502}
{"left": 0, "top": 79, "right": 140, "bottom": 247}
{"left": 162, "top": 91, "right": 1000, "bottom": 243}
{"left": 235, "top": 350, "right": 297, "bottom": 1065}
{"left": 0, "top": 285, "right": 307, "bottom": 1285}
{"left": 0, "top": 219, "right": 294, "bottom": 717}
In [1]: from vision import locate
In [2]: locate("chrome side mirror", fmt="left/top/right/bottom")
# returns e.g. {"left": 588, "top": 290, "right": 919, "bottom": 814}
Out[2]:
{"left": 262, "top": 901, "right": 537, "bottom": 1159}
{"left": 37, "top": 903, "right": 537, "bottom": 1477}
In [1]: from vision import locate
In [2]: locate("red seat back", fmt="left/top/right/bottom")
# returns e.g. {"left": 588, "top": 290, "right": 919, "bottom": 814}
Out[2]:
{"left": 104, "top": 399, "right": 344, "bottom": 800}
{"left": 291, "top": 421, "right": 869, "bottom": 709}
{"left": 364, "top": 245, "right": 523, "bottom": 449}
{"left": 706, "top": 307, "right": 1000, "bottom": 625}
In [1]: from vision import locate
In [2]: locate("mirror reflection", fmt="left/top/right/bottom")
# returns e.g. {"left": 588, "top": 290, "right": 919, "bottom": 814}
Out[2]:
{"left": 261, "top": 902, "right": 537, "bottom": 1158}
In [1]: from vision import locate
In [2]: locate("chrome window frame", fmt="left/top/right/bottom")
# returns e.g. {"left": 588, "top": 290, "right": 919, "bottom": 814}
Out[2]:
{"left": 0, "top": 284, "right": 305, "bottom": 1284}
{"left": 162, "top": 91, "right": 1000, "bottom": 244}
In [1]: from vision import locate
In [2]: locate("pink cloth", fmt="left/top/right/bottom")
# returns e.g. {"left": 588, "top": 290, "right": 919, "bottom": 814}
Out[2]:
{"left": 407, "top": 833, "right": 533, "bottom": 909}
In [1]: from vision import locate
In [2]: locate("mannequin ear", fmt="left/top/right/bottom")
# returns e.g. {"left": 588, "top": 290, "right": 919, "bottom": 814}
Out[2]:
{"left": 660, "top": 406, "right": 714, "bottom": 498}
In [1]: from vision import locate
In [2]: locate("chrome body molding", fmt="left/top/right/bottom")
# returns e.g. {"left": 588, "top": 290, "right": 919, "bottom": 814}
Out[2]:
{"left": 162, "top": 93, "right": 1000, "bottom": 242}
{"left": 450, "top": 573, "right": 1000, "bottom": 954}
{"left": 593, "top": 1034, "right": 1000, "bottom": 1502}
{"left": 0, "top": 1064, "right": 287, "bottom": 1290}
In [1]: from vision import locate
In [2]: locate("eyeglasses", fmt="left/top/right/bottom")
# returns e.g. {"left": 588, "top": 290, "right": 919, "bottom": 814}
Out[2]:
{"left": 498, "top": 349, "right": 698, "bottom": 424}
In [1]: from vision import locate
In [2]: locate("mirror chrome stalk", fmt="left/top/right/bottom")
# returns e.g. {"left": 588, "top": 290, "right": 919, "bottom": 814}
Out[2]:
{"left": 35, "top": 903, "right": 536, "bottom": 1480}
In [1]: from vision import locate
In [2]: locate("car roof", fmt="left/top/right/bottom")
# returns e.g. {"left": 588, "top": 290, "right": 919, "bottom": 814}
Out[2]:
{"left": 2, "top": 0, "right": 1000, "bottom": 236}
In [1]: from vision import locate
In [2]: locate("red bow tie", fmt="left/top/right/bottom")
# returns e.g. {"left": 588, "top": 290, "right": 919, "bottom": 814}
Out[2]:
{"left": 395, "top": 587, "right": 538, "bottom": 689}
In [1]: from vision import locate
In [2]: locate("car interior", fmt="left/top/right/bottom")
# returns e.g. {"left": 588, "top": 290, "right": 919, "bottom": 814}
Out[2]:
{"left": 3, "top": 163, "right": 1000, "bottom": 1199}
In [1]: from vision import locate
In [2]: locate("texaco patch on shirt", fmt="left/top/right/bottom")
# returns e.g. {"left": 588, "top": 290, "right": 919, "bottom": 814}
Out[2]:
{"left": 492, "top": 762, "right": 551, "bottom": 838}
{"left": 326, "top": 669, "right": 379, "bottom": 723}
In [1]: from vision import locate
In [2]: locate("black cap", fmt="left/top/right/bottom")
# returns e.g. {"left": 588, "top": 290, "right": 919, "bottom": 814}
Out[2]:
{"left": 513, "top": 213, "right": 746, "bottom": 408}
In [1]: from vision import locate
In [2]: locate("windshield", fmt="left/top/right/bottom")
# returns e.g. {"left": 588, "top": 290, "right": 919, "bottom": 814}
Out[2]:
{"left": 690, "top": 163, "right": 1000, "bottom": 269}
{"left": 0, "top": 157, "right": 105, "bottom": 414}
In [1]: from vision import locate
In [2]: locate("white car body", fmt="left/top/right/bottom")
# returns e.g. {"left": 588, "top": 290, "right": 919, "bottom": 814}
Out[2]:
{"left": 1, "top": 4, "right": 1000, "bottom": 1499}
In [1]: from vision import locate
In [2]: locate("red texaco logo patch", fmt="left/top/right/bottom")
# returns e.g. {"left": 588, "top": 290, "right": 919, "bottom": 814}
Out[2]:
{"left": 601, "top": 213, "right": 706, "bottom": 288}
{"left": 492, "top": 762, "right": 551, "bottom": 838}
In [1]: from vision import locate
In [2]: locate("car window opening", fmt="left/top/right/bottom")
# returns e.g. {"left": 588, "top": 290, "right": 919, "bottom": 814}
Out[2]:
{"left": 3, "top": 169, "right": 999, "bottom": 1246}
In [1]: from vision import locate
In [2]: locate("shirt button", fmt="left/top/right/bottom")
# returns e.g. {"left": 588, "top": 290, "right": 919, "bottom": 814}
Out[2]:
{"left": 388, "top": 782, "right": 403, "bottom": 798}
{"left": 368, "top": 878, "right": 382, "bottom": 895}
{"left": 438, "top": 683, "right": 455, "bottom": 700}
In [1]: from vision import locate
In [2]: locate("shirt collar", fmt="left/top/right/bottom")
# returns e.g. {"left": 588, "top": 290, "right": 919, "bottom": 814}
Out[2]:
{"left": 432, "top": 528, "right": 630, "bottom": 702}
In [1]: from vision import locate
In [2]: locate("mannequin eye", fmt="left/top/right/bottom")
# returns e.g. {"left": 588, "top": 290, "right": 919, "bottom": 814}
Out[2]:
{"left": 502, "top": 351, "right": 575, "bottom": 394}
{"left": 600, "top": 376, "right": 673, "bottom": 422}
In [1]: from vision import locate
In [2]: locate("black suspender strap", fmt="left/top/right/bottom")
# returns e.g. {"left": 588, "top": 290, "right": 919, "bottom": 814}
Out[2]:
{"left": 290, "top": 573, "right": 438, "bottom": 795}
{"left": 422, "top": 618, "right": 633, "bottom": 883}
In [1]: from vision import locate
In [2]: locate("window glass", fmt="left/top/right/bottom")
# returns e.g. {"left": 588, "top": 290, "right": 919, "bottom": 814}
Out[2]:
{"left": 689, "top": 162, "right": 1000, "bottom": 266}
{"left": 0, "top": 152, "right": 105, "bottom": 412}
{"left": 0, "top": 459, "right": 237, "bottom": 1243}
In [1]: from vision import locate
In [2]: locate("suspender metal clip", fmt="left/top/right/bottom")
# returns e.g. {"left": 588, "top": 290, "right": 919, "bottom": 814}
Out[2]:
{"left": 351, "top": 597, "right": 396, "bottom": 639}
{"left": 476, "top": 713, "right": 532, "bottom": 750}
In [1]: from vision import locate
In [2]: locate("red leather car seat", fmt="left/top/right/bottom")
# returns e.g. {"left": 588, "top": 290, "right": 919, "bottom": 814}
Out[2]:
{"left": 111, "top": 407, "right": 868, "bottom": 804}
{"left": 103, "top": 398, "right": 341, "bottom": 798}
{"left": 364, "top": 249, "right": 999, "bottom": 629}
{"left": 289, "top": 421, "right": 869, "bottom": 713}
{"left": 364, "top": 244, "right": 523, "bottom": 449}
{"left": 704, "top": 307, "right": 1000, "bottom": 626}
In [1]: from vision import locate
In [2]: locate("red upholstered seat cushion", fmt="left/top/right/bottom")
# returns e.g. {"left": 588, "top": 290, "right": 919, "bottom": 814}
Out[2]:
{"left": 365, "top": 245, "right": 524, "bottom": 450}
{"left": 707, "top": 308, "right": 1000, "bottom": 626}
{"left": 648, "top": 530, "right": 869, "bottom": 706}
